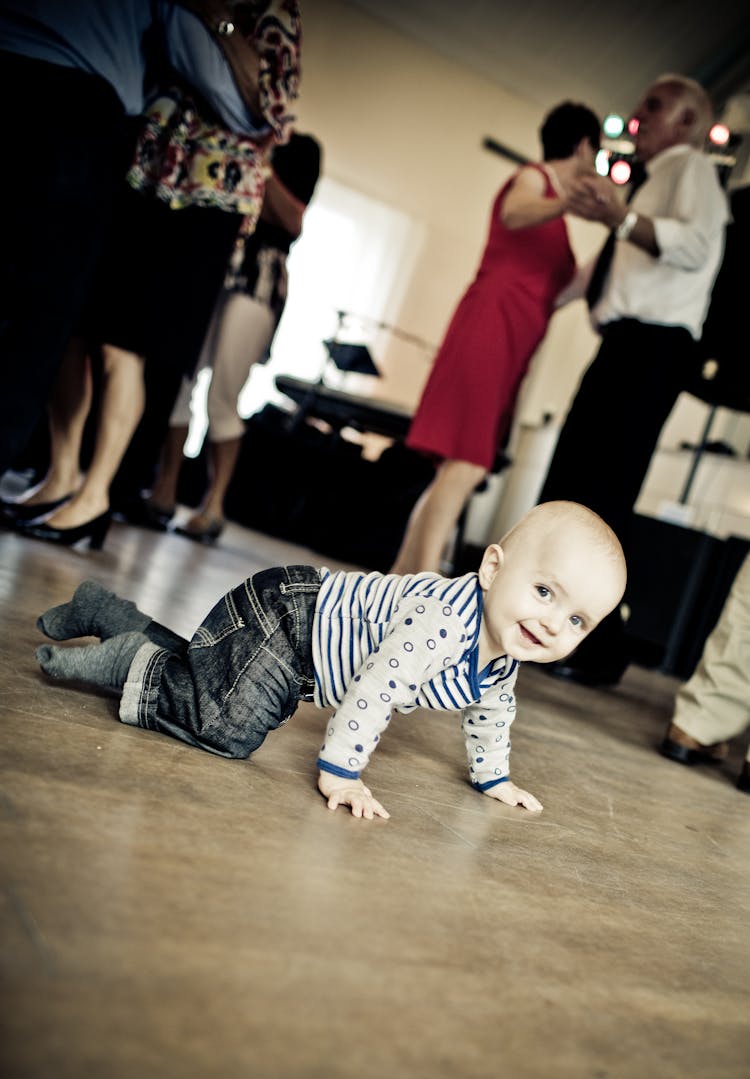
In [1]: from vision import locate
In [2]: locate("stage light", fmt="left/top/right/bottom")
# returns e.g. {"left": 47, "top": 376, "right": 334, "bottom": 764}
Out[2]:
{"left": 627, "top": 117, "right": 639, "bottom": 136}
{"left": 709, "top": 123, "right": 731, "bottom": 146}
{"left": 610, "top": 159, "right": 632, "bottom": 185}
{"left": 603, "top": 113, "right": 625, "bottom": 138}
{"left": 595, "top": 149, "right": 611, "bottom": 176}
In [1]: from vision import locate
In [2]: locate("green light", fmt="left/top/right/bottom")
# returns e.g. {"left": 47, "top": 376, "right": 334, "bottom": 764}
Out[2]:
{"left": 603, "top": 113, "right": 625, "bottom": 139}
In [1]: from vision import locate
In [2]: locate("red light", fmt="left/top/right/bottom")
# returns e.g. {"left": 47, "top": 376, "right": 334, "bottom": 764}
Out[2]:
{"left": 709, "top": 123, "right": 731, "bottom": 146}
{"left": 610, "top": 160, "right": 632, "bottom": 185}
{"left": 627, "top": 118, "right": 639, "bottom": 136}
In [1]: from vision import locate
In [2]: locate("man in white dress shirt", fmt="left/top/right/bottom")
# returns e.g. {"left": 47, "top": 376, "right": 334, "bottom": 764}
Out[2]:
{"left": 539, "top": 73, "right": 729, "bottom": 687}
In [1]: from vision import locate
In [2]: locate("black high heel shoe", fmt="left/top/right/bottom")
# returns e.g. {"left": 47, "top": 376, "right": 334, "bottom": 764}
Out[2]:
{"left": 19, "top": 511, "right": 111, "bottom": 550}
{"left": 0, "top": 492, "right": 74, "bottom": 526}
{"left": 112, "top": 497, "right": 174, "bottom": 531}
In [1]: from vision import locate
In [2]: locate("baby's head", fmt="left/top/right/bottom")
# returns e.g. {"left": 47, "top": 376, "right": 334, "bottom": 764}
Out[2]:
{"left": 477, "top": 501, "right": 626, "bottom": 664}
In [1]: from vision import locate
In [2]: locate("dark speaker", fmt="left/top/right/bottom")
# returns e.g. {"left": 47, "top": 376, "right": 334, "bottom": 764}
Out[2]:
{"left": 223, "top": 406, "right": 435, "bottom": 570}
{"left": 624, "top": 515, "right": 749, "bottom": 679}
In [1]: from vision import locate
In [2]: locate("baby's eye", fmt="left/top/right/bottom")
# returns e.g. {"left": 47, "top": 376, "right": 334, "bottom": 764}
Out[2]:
{"left": 535, "top": 585, "right": 551, "bottom": 599}
{"left": 570, "top": 614, "right": 585, "bottom": 629}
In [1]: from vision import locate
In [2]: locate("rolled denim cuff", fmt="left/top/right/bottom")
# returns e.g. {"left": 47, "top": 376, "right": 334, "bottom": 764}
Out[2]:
{"left": 119, "top": 641, "right": 167, "bottom": 727}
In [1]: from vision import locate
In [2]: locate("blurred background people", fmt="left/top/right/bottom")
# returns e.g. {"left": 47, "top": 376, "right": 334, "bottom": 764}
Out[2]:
{"left": 538, "top": 74, "right": 729, "bottom": 687}
{"left": 138, "top": 130, "right": 322, "bottom": 544}
{"left": 390, "top": 101, "right": 601, "bottom": 575}
{"left": 2, "top": 0, "right": 301, "bottom": 550}
{"left": 0, "top": 0, "right": 277, "bottom": 484}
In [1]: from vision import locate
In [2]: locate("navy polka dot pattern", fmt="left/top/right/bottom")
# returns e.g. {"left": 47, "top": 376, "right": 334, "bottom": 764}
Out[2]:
{"left": 461, "top": 678, "right": 516, "bottom": 790}
{"left": 311, "top": 567, "right": 519, "bottom": 785}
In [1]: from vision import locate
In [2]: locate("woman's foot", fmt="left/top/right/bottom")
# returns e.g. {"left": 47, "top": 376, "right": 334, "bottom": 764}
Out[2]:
{"left": 114, "top": 496, "right": 174, "bottom": 531}
{"left": 9, "top": 473, "right": 82, "bottom": 508}
{"left": 1, "top": 473, "right": 82, "bottom": 526}
{"left": 37, "top": 489, "right": 109, "bottom": 531}
{"left": 174, "top": 512, "right": 224, "bottom": 545}
{"left": 20, "top": 511, "right": 111, "bottom": 550}
{"left": 0, "top": 491, "right": 74, "bottom": 525}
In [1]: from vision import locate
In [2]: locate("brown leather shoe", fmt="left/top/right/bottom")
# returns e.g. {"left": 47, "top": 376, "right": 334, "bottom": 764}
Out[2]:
{"left": 659, "top": 723, "right": 729, "bottom": 766}
{"left": 737, "top": 762, "right": 750, "bottom": 794}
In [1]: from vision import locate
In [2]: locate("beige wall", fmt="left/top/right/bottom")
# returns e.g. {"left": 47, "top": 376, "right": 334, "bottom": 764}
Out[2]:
{"left": 294, "top": 0, "right": 603, "bottom": 415}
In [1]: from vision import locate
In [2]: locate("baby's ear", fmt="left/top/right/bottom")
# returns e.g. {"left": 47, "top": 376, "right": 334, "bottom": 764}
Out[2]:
{"left": 477, "top": 543, "right": 504, "bottom": 588}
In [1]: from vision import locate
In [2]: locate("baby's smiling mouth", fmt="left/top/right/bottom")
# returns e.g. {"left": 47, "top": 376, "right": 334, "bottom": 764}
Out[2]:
{"left": 520, "top": 624, "right": 542, "bottom": 646}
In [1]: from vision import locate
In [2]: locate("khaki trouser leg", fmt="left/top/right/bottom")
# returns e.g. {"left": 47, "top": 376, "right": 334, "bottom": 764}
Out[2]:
{"left": 672, "top": 553, "right": 750, "bottom": 761}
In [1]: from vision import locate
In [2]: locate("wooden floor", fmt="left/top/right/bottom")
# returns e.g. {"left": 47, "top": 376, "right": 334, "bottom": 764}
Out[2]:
{"left": 1, "top": 514, "right": 749, "bottom": 1079}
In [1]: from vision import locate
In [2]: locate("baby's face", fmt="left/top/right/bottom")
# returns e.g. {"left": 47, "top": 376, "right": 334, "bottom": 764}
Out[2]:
{"left": 478, "top": 530, "right": 624, "bottom": 664}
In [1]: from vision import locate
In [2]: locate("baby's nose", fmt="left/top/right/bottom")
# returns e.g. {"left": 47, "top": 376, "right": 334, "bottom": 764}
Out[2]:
{"left": 541, "top": 610, "right": 565, "bottom": 635}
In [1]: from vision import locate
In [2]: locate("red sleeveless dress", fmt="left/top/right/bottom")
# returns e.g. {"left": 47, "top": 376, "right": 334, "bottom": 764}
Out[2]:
{"left": 406, "top": 165, "right": 575, "bottom": 469}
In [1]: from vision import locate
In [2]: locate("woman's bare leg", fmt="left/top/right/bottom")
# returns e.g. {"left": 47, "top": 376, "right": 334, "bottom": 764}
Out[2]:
{"left": 181, "top": 293, "right": 274, "bottom": 532}
{"left": 390, "top": 458, "right": 486, "bottom": 575}
{"left": 43, "top": 344, "right": 145, "bottom": 528}
{"left": 187, "top": 435, "right": 242, "bottom": 527}
{"left": 19, "top": 337, "right": 91, "bottom": 505}
{"left": 147, "top": 424, "right": 189, "bottom": 512}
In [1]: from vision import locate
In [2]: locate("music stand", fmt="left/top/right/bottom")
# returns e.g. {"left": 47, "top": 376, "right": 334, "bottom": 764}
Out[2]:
{"left": 322, "top": 340, "right": 380, "bottom": 378}
{"left": 284, "top": 316, "right": 381, "bottom": 432}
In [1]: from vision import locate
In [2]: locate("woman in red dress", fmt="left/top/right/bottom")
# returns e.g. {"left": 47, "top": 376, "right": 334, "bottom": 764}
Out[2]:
{"left": 392, "top": 102, "right": 601, "bottom": 574}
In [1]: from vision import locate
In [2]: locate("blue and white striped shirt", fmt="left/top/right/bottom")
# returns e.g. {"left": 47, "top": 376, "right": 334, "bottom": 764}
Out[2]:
{"left": 312, "top": 569, "right": 518, "bottom": 790}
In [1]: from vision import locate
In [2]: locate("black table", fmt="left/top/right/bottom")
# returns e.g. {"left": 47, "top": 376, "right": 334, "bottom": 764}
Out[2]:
{"left": 274, "top": 374, "right": 413, "bottom": 441}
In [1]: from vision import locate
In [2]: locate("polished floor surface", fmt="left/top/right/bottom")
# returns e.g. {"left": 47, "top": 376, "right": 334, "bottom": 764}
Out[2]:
{"left": 1, "top": 515, "right": 749, "bottom": 1079}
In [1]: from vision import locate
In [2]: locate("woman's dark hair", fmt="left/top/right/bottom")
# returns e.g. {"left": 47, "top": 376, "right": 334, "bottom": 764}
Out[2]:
{"left": 540, "top": 102, "right": 601, "bottom": 160}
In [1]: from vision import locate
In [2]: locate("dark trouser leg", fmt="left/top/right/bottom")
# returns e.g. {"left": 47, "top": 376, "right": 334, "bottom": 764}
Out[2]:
{"left": 539, "top": 320, "right": 694, "bottom": 675}
{"left": 0, "top": 54, "right": 131, "bottom": 476}
{"left": 122, "top": 566, "right": 321, "bottom": 758}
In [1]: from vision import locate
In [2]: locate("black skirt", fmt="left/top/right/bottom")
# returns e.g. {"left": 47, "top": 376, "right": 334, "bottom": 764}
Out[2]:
{"left": 81, "top": 183, "right": 242, "bottom": 377}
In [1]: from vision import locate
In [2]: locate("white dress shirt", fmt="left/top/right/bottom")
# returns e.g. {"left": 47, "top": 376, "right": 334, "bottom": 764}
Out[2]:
{"left": 593, "top": 144, "right": 729, "bottom": 340}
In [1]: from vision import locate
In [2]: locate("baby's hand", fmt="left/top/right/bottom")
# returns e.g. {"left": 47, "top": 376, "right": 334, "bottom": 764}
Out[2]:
{"left": 485, "top": 781, "right": 543, "bottom": 812}
{"left": 317, "top": 772, "right": 390, "bottom": 820}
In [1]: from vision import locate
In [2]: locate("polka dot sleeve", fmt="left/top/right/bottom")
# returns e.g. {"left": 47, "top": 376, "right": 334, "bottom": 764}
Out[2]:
{"left": 461, "top": 666, "right": 519, "bottom": 790}
{"left": 317, "top": 595, "right": 467, "bottom": 780}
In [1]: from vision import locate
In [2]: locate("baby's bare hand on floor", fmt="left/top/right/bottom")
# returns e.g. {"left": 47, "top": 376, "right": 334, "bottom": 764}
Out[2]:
{"left": 486, "top": 780, "right": 543, "bottom": 812}
{"left": 317, "top": 773, "right": 390, "bottom": 819}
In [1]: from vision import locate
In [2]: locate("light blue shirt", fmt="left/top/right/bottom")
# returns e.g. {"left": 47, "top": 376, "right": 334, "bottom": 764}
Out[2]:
{"left": 0, "top": 0, "right": 265, "bottom": 133}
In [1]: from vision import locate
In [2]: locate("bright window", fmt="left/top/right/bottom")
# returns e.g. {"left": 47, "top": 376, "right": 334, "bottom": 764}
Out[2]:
{"left": 185, "top": 177, "right": 423, "bottom": 456}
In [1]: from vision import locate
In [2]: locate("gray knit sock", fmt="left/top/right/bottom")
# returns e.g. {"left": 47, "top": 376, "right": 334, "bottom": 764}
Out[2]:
{"left": 37, "top": 580, "right": 151, "bottom": 641}
{"left": 35, "top": 631, "right": 148, "bottom": 690}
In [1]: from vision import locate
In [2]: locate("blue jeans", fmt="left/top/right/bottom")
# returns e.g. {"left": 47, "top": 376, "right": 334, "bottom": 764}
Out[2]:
{"left": 120, "top": 566, "right": 321, "bottom": 757}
